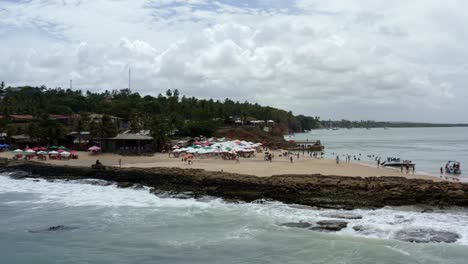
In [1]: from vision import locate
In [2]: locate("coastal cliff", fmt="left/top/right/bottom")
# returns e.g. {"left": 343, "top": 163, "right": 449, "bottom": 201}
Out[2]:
{"left": 2, "top": 160, "right": 468, "bottom": 209}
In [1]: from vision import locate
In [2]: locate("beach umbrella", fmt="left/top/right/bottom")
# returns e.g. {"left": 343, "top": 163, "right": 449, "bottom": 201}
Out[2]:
{"left": 172, "top": 145, "right": 180, "bottom": 149}
{"left": 57, "top": 149, "right": 65, "bottom": 153}
{"left": 88, "top": 146, "right": 101, "bottom": 151}
{"left": 58, "top": 146, "right": 67, "bottom": 150}
{"left": 24, "top": 149, "right": 36, "bottom": 155}
{"left": 38, "top": 147, "right": 48, "bottom": 151}
{"left": 50, "top": 145, "right": 59, "bottom": 150}
{"left": 49, "top": 150, "right": 59, "bottom": 155}
{"left": 60, "top": 151, "right": 71, "bottom": 157}
{"left": 13, "top": 149, "right": 23, "bottom": 154}
{"left": 37, "top": 151, "right": 48, "bottom": 155}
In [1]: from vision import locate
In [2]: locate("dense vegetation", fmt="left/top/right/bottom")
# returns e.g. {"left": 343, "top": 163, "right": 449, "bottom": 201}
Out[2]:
{"left": 0, "top": 84, "right": 321, "bottom": 147}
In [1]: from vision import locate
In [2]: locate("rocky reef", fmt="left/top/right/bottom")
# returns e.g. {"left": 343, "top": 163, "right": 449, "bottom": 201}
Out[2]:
{"left": 2, "top": 161, "right": 468, "bottom": 209}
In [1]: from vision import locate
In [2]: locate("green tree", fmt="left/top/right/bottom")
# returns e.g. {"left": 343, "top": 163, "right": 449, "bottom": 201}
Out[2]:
{"left": 129, "top": 113, "right": 141, "bottom": 133}
{"left": 149, "top": 116, "right": 169, "bottom": 151}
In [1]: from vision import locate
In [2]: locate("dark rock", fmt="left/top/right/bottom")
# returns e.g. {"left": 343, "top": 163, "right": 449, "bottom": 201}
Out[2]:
{"left": 132, "top": 184, "right": 145, "bottom": 190}
{"left": 395, "top": 229, "right": 460, "bottom": 243}
{"left": 91, "top": 164, "right": 106, "bottom": 170}
{"left": 117, "top": 182, "right": 133, "bottom": 188}
{"left": 5, "top": 161, "right": 468, "bottom": 210}
{"left": 33, "top": 179, "right": 40, "bottom": 182}
{"left": 281, "top": 222, "right": 312, "bottom": 228}
{"left": 310, "top": 220, "right": 348, "bottom": 232}
{"left": 9, "top": 171, "right": 31, "bottom": 179}
{"left": 79, "top": 179, "right": 112, "bottom": 186}
{"left": 322, "top": 213, "right": 363, "bottom": 220}
{"left": 28, "top": 225, "right": 78, "bottom": 233}
{"left": 172, "top": 193, "right": 193, "bottom": 199}
{"left": 421, "top": 208, "right": 434, "bottom": 213}
{"left": 352, "top": 225, "right": 365, "bottom": 231}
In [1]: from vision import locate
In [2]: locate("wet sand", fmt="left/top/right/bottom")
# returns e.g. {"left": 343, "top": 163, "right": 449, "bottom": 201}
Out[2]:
{"left": 0, "top": 150, "right": 440, "bottom": 180}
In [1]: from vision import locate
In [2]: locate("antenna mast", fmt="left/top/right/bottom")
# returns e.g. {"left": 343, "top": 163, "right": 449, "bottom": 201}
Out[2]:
{"left": 128, "top": 67, "right": 131, "bottom": 91}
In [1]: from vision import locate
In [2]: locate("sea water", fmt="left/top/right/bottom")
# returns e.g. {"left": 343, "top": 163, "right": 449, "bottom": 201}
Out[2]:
{"left": 1, "top": 175, "right": 468, "bottom": 264}
{"left": 293, "top": 127, "right": 468, "bottom": 180}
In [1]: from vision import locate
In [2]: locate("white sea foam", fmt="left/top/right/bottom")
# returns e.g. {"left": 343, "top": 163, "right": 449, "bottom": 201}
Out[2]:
{"left": 2, "top": 174, "right": 468, "bottom": 246}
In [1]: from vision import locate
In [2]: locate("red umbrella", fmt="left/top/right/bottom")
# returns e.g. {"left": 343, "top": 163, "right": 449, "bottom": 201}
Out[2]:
{"left": 57, "top": 149, "right": 65, "bottom": 153}
{"left": 38, "top": 147, "right": 48, "bottom": 151}
{"left": 32, "top": 147, "right": 39, "bottom": 151}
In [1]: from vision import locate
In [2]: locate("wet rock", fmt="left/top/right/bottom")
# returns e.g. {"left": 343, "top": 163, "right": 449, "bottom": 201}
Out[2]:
{"left": 280, "top": 222, "right": 312, "bottom": 228}
{"left": 310, "top": 220, "right": 348, "bottom": 232}
{"left": 151, "top": 190, "right": 193, "bottom": 199}
{"left": 132, "top": 184, "right": 145, "bottom": 190}
{"left": 322, "top": 213, "right": 363, "bottom": 220}
{"left": 33, "top": 179, "right": 40, "bottom": 182}
{"left": 80, "top": 179, "right": 113, "bottom": 186}
{"left": 196, "top": 196, "right": 218, "bottom": 202}
{"left": 395, "top": 229, "right": 460, "bottom": 243}
{"left": 421, "top": 208, "right": 434, "bottom": 213}
{"left": 352, "top": 225, "right": 365, "bottom": 232}
{"left": 117, "top": 182, "right": 133, "bottom": 188}
{"left": 171, "top": 192, "right": 193, "bottom": 199}
{"left": 9, "top": 171, "right": 31, "bottom": 179}
{"left": 28, "top": 225, "right": 78, "bottom": 233}
{"left": 252, "top": 198, "right": 274, "bottom": 204}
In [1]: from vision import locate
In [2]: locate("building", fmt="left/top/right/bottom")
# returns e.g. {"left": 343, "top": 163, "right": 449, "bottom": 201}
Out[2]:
{"left": 102, "top": 133, "right": 154, "bottom": 154}
{"left": 9, "top": 115, "right": 35, "bottom": 122}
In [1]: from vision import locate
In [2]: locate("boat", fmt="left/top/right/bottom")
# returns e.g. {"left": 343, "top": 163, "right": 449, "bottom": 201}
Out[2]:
{"left": 381, "top": 157, "right": 415, "bottom": 168}
{"left": 288, "top": 139, "right": 325, "bottom": 151}
{"left": 445, "top": 161, "right": 461, "bottom": 175}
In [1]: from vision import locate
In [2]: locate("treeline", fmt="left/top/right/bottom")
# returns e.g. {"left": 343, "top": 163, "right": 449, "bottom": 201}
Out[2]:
{"left": 0, "top": 85, "right": 321, "bottom": 142}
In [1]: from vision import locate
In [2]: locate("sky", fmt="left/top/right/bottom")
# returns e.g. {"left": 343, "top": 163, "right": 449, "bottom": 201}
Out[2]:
{"left": 0, "top": 0, "right": 467, "bottom": 122}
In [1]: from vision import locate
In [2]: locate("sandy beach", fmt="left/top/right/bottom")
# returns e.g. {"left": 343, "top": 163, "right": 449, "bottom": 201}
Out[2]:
{"left": 0, "top": 150, "right": 441, "bottom": 181}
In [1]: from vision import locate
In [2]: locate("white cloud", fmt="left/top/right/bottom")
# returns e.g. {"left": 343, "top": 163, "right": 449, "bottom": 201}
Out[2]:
{"left": 0, "top": 0, "right": 467, "bottom": 122}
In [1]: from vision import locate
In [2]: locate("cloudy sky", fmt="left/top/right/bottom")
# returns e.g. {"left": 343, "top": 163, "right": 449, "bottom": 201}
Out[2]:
{"left": 1, "top": 0, "right": 467, "bottom": 122}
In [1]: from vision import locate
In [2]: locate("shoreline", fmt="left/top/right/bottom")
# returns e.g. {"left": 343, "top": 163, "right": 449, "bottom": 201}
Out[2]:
{"left": 0, "top": 151, "right": 443, "bottom": 181}
{"left": 1, "top": 160, "right": 468, "bottom": 209}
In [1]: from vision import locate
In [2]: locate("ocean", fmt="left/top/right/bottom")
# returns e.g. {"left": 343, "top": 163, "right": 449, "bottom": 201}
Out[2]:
{"left": 1, "top": 175, "right": 468, "bottom": 264}
{"left": 292, "top": 127, "right": 468, "bottom": 180}
{"left": 1, "top": 127, "right": 468, "bottom": 263}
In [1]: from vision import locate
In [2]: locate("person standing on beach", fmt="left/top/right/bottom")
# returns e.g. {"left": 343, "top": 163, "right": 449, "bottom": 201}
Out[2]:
{"left": 290, "top": 155, "right": 293, "bottom": 163}
{"left": 440, "top": 166, "right": 444, "bottom": 177}
{"left": 336, "top": 155, "right": 340, "bottom": 164}
{"left": 118, "top": 159, "right": 122, "bottom": 168}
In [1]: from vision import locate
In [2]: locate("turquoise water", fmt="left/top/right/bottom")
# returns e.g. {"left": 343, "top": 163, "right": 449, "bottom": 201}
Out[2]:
{"left": 292, "top": 127, "right": 468, "bottom": 180}
{"left": 2, "top": 175, "right": 468, "bottom": 264}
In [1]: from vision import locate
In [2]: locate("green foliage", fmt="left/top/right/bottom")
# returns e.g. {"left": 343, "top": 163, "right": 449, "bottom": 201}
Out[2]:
{"left": 149, "top": 116, "right": 169, "bottom": 151}
{"left": 178, "top": 120, "right": 221, "bottom": 137}
{"left": 0, "top": 85, "right": 323, "bottom": 137}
